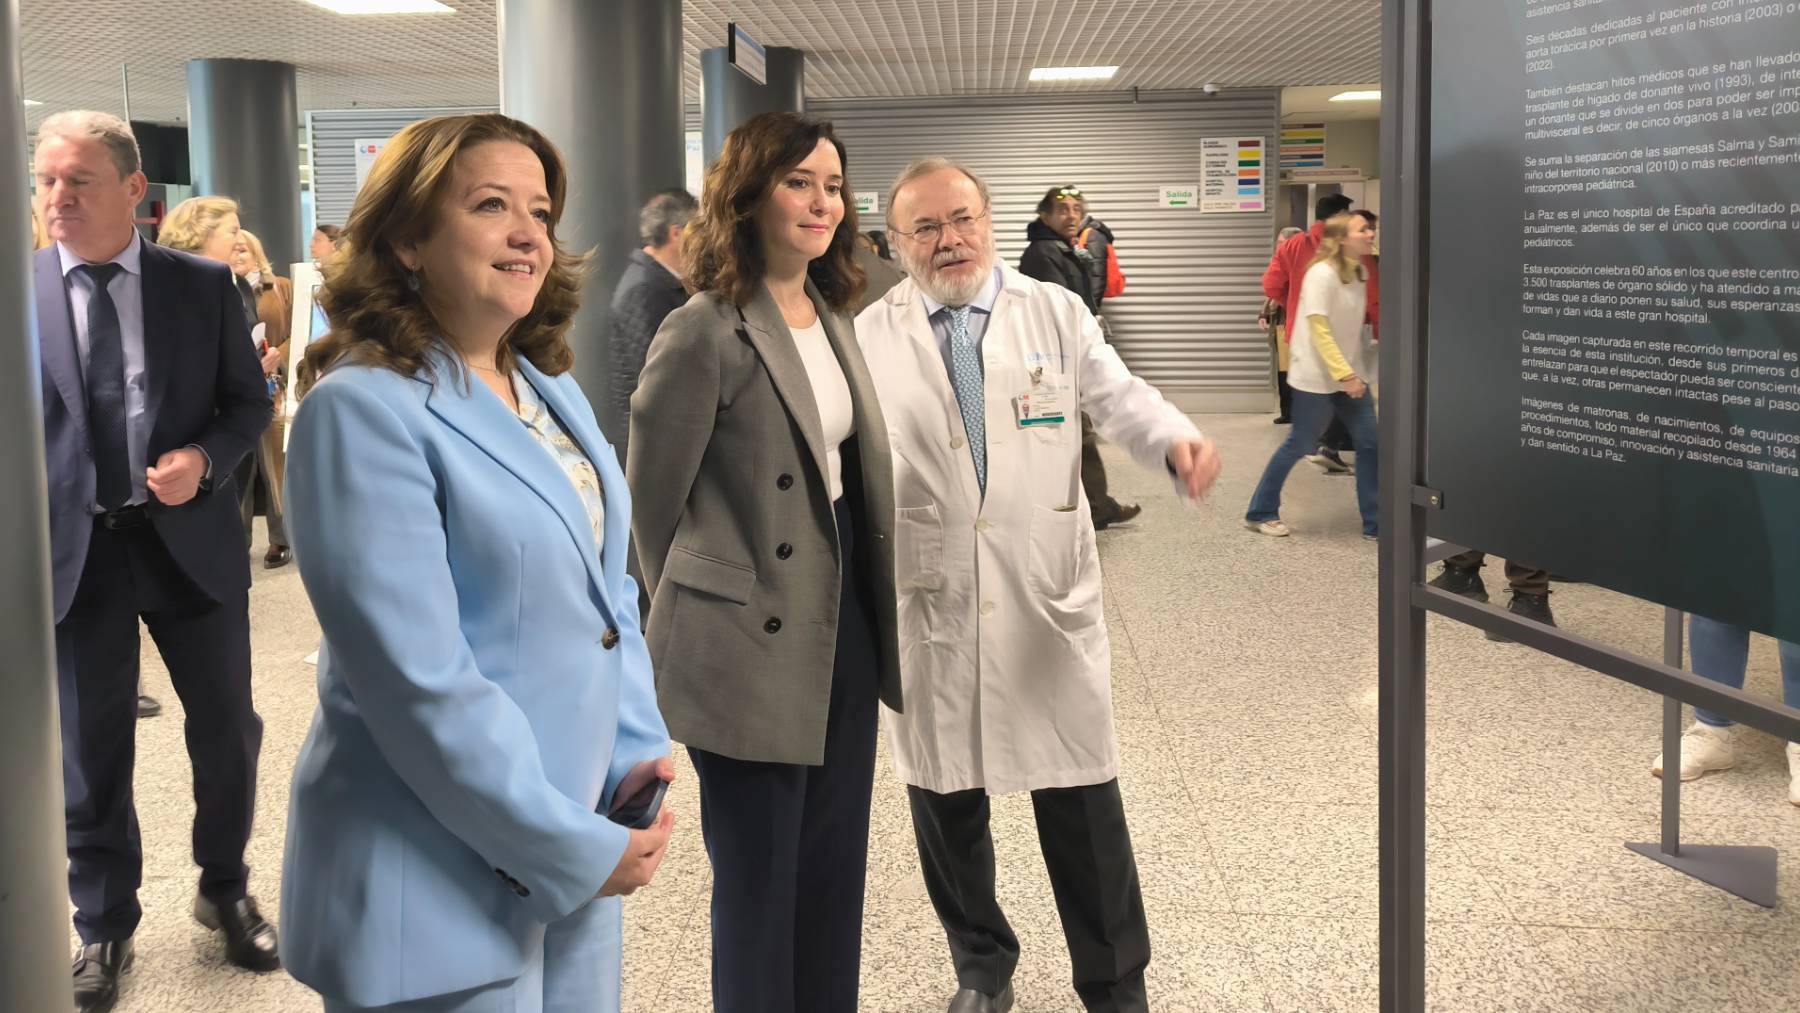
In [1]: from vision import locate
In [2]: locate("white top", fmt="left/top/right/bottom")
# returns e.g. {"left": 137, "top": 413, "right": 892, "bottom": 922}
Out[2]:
{"left": 790, "top": 318, "right": 855, "bottom": 501}
{"left": 1286, "top": 260, "right": 1369, "bottom": 396}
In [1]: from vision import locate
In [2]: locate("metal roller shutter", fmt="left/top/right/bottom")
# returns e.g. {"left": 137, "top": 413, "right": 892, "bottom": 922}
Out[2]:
{"left": 811, "top": 90, "right": 1280, "bottom": 412}
{"left": 307, "top": 106, "right": 495, "bottom": 231}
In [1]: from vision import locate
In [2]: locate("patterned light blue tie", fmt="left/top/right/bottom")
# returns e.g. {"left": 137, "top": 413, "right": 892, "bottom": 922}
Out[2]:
{"left": 946, "top": 306, "right": 986, "bottom": 492}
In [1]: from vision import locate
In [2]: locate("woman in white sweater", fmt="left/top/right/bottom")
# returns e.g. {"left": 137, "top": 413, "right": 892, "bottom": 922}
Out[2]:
{"left": 1245, "top": 213, "right": 1379, "bottom": 538}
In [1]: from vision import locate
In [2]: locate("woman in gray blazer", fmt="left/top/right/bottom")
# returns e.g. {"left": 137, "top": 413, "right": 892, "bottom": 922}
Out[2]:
{"left": 627, "top": 112, "right": 901, "bottom": 1013}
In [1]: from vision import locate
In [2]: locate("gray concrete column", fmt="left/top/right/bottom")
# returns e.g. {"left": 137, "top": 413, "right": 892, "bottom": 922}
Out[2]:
{"left": 186, "top": 59, "right": 302, "bottom": 274}
{"left": 1, "top": 0, "right": 78, "bottom": 1003}
{"left": 500, "top": 0, "right": 685, "bottom": 434}
{"left": 700, "top": 46, "right": 806, "bottom": 166}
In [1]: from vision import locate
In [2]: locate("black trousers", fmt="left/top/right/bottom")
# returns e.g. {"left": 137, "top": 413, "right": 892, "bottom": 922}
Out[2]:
{"left": 908, "top": 779, "right": 1151, "bottom": 1013}
{"left": 55, "top": 519, "right": 262, "bottom": 945}
{"left": 687, "top": 498, "right": 881, "bottom": 1013}
{"left": 1080, "top": 412, "right": 1124, "bottom": 522}
{"left": 1319, "top": 416, "right": 1353, "bottom": 453}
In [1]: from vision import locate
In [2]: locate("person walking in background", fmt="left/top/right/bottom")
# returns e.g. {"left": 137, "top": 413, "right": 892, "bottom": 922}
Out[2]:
{"left": 280, "top": 112, "right": 673, "bottom": 1012}
{"left": 1262, "top": 225, "right": 1305, "bottom": 424}
{"left": 606, "top": 187, "right": 697, "bottom": 459}
{"left": 1265, "top": 194, "right": 1356, "bottom": 472}
{"left": 1429, "top": 552, "right": 1557, "bottom": 632}
{"left": 1020, "top": 184, "right": 1142, "bottom": 530}
{"left": 628, "top": 112, "right": 900, "bottom": 1013}
{"left": 35, "top": 110, "right": 276, "bottom": 1013}
{"left": 1651, "top": 615, "right": 1800, "bottom": 805}
{"left": 1245, "top": 212, "right": 1379, "bottom": 540}
{"left": 229, "top": 228, "right": 294, "bottom": 569}
{"left": 309, "top": 223, "right": 341, "bottom": 263}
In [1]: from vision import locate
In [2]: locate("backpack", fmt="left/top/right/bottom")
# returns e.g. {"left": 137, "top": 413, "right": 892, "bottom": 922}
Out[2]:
{"left": 1080, "top": 227, "right": 1128, "bottom": 299}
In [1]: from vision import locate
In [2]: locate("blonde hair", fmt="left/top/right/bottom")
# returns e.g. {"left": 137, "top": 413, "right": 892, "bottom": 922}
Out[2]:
{"left": 1310, "top": 213, "right": 1367, "bottom": 286}
{"left": 236, "top": 228, "right": 275, "bottom": 276}
{"left": 30, "top": 199, "right": 51, "bottom": 250}
{"left": 158, "top": 196, "right": 239, "bottom": 253}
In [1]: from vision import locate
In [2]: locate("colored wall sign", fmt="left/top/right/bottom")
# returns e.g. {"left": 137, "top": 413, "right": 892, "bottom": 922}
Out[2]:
{"left": 1201, "top": 136, "right": 1267, "bottom": 213}
{"left": 1283, "top": 166, "right": 1365, "bottom": 183}
{"left": 1280, "top": 122, "right": 1328, "bottom": 170}
{"left": 853, "top": 192, "right": 880, "bottom": 217}
{"left": 1158, "top": 185, "right": 1199, "bottom": 208}
{"left": 353, "top": 138, "right": 387, "bottom": 188}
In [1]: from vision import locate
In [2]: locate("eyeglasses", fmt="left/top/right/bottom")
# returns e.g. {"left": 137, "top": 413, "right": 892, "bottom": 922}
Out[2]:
{"left": 1055, "top": 187, "right": 1083, "bottom": 199}
{"left": 893, "top": 209, "right": 990, "bottom": 245}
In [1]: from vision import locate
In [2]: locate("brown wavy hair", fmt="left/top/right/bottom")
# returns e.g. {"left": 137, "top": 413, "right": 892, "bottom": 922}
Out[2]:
{"left": 297, "top": 113, "right": 586, "bottom": 393}
{"left": 683, "top": 112, "right": 864, "bottom": 312}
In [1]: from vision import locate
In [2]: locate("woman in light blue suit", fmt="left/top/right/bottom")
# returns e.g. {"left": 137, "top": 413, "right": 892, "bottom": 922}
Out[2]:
{"left": 280, "top": 113, "right": 675, "bottom": 1012}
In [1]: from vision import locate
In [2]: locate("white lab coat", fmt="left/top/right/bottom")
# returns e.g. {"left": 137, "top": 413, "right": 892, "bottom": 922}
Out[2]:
{"left": 855, "top": 266, "right": 1201, "bottom": 795}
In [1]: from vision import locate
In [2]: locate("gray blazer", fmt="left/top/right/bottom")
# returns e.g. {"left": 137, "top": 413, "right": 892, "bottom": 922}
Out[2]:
{"left": 627, "top": 280, "right": 902, "bottom": 765}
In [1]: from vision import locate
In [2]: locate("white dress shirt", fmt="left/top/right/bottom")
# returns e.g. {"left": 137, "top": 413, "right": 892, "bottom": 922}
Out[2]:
{"left": 58, "top": 233, "right": 150, "bottom": 507}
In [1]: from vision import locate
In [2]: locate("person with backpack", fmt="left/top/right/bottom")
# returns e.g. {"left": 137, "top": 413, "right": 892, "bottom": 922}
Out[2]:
{"left": 1021, "top": 185, "right": 1141, "bottom": 529}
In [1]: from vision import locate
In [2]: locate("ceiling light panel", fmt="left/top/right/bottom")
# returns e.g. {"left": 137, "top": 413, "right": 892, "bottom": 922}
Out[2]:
{"left": 20, "top": 0, "right": 1379, "bottom": 129}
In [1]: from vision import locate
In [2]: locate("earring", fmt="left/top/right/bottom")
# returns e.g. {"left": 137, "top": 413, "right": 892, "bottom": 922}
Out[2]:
{"left": 406, "top": 270, "right": 421, "bottom": 292}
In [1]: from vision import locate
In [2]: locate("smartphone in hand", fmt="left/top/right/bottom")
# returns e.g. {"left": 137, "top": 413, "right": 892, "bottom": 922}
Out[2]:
{"left": 607, "top": 777, "right": 667, "bottom": 830}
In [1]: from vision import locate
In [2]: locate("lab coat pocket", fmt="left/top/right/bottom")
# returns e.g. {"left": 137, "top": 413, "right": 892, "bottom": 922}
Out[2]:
{"left": 894, "top": 505, "right": 945, "bottom": 592}
{"left": 1028, "top": 505, "right": 1083, "bottom": 598}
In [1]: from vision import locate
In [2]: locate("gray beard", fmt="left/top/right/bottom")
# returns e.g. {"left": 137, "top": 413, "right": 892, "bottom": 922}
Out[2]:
{"left": 902, "top": 243, "right": 995, "bottom": 307}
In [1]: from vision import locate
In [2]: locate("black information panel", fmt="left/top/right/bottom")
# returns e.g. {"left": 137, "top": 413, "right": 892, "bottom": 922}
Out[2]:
{"left": 1430, "top": 0, "right": 1800, "bottom": 643}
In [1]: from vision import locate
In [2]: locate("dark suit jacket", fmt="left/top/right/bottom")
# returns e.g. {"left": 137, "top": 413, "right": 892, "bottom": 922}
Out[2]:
{"left": 605, "top": 250, "right": 689, "bottom": 450}
{"left": 36, "top": 240, "right": 273, "bottom": 621}
{"left": 626, "top": 281, "right": 902, "bottom": 765}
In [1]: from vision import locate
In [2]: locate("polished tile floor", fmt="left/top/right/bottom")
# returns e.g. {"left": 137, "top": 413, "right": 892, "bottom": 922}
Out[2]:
{"left": 77, "top": 412, "right": 1800, "bottom": 1011}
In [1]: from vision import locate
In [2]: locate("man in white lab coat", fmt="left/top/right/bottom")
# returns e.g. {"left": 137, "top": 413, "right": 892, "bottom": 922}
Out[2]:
{"left": 856, "top": 158, "right": 1221, "bottom": 1013}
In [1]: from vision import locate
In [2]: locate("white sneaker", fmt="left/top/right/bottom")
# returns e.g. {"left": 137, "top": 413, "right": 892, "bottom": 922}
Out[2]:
{"left": 1651, "top": 722, "right": 1736, "bottom": 782}
{"left": 1245, "top": 519, "right": 1291, "bottom": 537}
{"left": 1787, "top": 743, "right": 1799, "bottom": 807}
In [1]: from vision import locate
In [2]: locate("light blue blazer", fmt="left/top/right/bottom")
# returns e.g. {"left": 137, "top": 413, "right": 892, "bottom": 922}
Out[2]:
{"left": 278, "top": 351, "right": 668, "bottom": 1007}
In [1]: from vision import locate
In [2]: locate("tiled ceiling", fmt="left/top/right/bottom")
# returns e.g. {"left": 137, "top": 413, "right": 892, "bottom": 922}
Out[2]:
{"left": 22, "top": 0, "right": 1379, "bottom": 131}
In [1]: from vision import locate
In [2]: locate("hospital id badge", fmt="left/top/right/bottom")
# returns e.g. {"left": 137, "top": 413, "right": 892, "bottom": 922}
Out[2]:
{"left": 1014, "top": 375, "right": 1070, "bottom": 428}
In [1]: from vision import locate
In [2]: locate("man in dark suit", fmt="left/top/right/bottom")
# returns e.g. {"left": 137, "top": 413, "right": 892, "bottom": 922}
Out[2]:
{"left": 34, "top": 110, "right": 278, "bottom": 1013}
{"left": 605, "top": 187, "right": 696, "bottom": 460}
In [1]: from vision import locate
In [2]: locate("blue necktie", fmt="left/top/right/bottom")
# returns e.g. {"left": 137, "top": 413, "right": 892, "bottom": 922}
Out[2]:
{"left": 946, "top": 306, "right": 986, "bottom": 493}
{"left": 75, "top": 263, "right": 131, "bottom": 509}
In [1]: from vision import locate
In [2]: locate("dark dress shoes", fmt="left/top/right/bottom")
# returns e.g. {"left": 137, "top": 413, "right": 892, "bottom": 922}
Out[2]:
{"left": 1092, "top": 501, "right": 1144, "bottom": 531}
{"left": 263, "top": 544, "right": 292, "bottom": 569}
{"left": 72, "top": 937, "right": 133, "bottom": 1013}
{"left": 135, "top": 693, "right": 162, "bottom": 718}
{"left": 194, "top": 894, "right": 281, "bottom": 972}
{"left": 947, "top": 984, "right": 1015, "bottom": 1013}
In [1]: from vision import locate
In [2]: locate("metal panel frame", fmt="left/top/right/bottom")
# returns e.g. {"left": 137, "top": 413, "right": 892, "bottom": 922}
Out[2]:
{"left": 1381, "top": 1, "right": 1800, "bottom": 1008}
{"left": 0, "top": 0, "right": 78, "bottom": 1002}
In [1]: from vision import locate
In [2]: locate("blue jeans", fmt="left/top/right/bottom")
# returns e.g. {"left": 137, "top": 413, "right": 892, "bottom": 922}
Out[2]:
{"left": 1689, "top": 614, "right": 1800, "bottom": 732}
{"left": 1246, "top": 390, "right": 1379, "bottom": 536}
